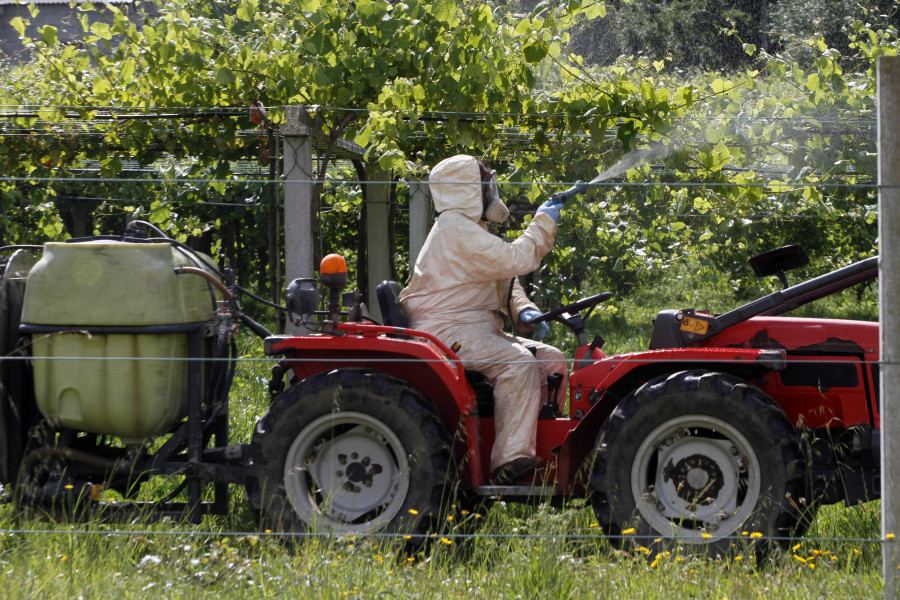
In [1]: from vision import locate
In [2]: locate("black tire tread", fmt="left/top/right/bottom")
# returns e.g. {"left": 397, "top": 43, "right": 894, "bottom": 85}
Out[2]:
{"left": 248, "top": 368, "right": 453, "bottom": 539}
{"left": 589, "top": 370, "right": 809, "bottom": 553}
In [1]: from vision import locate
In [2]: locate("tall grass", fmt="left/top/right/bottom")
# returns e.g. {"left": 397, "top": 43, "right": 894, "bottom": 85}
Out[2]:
{"left": 0, "top": 499, "right": 882, "bottom": 598}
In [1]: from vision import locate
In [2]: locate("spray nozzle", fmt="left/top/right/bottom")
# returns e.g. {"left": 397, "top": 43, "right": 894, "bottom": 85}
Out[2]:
{"left": 550, "top": 180, "right": 587, "bottom": 204}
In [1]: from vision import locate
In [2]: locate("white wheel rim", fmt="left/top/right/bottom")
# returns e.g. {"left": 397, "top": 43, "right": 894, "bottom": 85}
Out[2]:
{"left": 630, "top": 414, "right": 761, "bottom": 543}
{"left": 283, "top": 411, "right": 411, "bottom": 533}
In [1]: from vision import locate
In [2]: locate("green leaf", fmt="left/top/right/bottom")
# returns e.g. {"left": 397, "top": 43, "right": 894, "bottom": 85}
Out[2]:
{"left": 39, "top": 25, "right": 58, "bottom": 46}
{"left": 236, "top": 0, "right": 258, "bottom": 21}
{"left": 582, "top": 2, "right": 606, "bottom": 20}
{"left": 431, "top": 0, "right": 458, "bottom": 26}
{"left": 215, "top": 67, "right": 236, "bottom": 85}
{"left": 91, "top": 22, "right": 111, "bottom": 39}
{"left": 806, "top": 73, "right": 821, "bottom": 92}
{"left": 10, "top": 16, "right": 25, "bottom": 37}
{"left": 523, "top": 42, "right": 548, "bottom": 63}
{"left": 149, "top": 201, "right": 171, "bottom": 224}
{"left": 377, "top": 148, "right": 406, "bottom": 171}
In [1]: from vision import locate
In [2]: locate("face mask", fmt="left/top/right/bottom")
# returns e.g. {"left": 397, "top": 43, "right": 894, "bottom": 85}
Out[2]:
{"left": 481, "top": 170, "right": 509, "bottom": 223}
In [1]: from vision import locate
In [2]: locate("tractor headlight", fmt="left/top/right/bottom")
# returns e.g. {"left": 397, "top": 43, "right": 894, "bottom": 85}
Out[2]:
{"left": 286, "top": 278, "right": 320, "bottom": 324}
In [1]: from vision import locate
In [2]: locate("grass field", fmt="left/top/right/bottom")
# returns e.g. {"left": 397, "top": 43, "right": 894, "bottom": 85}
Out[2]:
{"left": 0, "top": 265, "right": 886, "bottom": 599}
{"left": 0, "top": 499, "right": 883, "bottom": 599}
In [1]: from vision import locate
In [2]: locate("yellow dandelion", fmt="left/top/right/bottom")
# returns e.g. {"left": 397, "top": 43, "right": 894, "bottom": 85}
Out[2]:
{"left": 61, "top": 556, "right": 68, "bottom": 562}
{"left": 264, "top": 529, "right": 272, "bottom": 534}
{"left": 676, "top": 557, "right": 686, "bottom": 563}
{"left": 64, "top": 484, "right": 74, "bottom": 490}
{"left": 734, "top": 556, "right": 742, "bottom": 562}
{"left": 701, "top": 533, "right": 713, "bottom": 539}
{"left": 888, "top": 533, "right": 897, "bottom": 540}
{"left": 461, "top": 510, "right": 470, "bottom": 516}
{"left": 750, "top": 532, "right": 763, "bottom": 538}
{"left": 403, "top": 535, "right": 411, "bottom": 540}
{"left": 741, "top": 531, "right": 749, "bottom": 536}
{"left": 589, "top": 522, "right": 598, "bottom": 528}
{"left": 622, "top": 528, "right": 636, "bottom": 535}
{"left": 792, "top": 543, "right": 802, "bottom": 551}
{"left": 654, "top": 538, "right": 662, "bottom": 543}
{"left": 793, "top": 554, "right": 807, "bottom": 564}
{"left": 408, "top": 509, "right": 419, "bottom": 515}
{"left": 440, "top": 537, "right": 453, "bottom": 545}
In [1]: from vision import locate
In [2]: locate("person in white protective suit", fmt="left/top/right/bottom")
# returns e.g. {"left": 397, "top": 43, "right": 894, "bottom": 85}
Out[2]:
{"left": 399, "top": 154, "right": 568, "bottom": 484}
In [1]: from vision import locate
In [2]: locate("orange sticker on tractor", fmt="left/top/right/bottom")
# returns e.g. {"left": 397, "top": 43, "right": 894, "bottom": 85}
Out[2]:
{"left": 680, "top": 316, "right": 710, "bottom": 335}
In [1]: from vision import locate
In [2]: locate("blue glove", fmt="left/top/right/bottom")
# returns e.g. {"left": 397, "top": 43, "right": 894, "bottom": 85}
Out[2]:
{"left": 535, "top": 199, "right": 562, "bottom": 223}
{"left": 520, "top": 308, "right": 550, "bottom": 340}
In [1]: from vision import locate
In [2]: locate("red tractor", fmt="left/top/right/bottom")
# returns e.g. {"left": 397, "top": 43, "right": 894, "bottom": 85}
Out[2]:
{"left": 251, "top": 244, "right": 879, "bottom": 553}
{"left": 0, "top": 226, "right": 879, "bottom": 555}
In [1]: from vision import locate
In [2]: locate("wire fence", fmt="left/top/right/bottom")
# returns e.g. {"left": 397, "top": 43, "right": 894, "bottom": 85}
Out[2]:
{"left": 0, "top": 104, "right": 888, "bottom": 550}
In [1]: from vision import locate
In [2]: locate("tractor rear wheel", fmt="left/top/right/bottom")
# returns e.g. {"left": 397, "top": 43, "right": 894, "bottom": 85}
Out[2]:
{"left": 589, "top": 370, "right": 809, "bottom": 556}
{"left": 248, "top": 369, "right": 453, "bottom": 540}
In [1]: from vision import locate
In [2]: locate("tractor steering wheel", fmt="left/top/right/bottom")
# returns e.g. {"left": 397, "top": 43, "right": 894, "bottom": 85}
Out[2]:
{"left": 529, "top": 292, "right": 612, "bottom": 325}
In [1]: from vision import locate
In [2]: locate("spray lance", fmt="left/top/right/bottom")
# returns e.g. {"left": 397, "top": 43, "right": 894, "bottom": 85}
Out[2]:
{"left": 549, "top": 180, "right": 588, "bottom": 205}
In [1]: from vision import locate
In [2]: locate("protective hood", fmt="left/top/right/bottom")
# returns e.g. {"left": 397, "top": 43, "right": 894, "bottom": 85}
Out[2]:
{"left": 429, "top": 155, "right": 509, "bottom": 222}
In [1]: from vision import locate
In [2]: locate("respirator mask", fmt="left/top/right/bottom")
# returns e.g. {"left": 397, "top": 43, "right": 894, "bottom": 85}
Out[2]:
{"left": 479, "top": 165, "right": 509, "bottom": 223}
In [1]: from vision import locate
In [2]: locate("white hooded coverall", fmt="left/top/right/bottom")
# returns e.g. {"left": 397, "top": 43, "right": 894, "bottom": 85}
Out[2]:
{"left": 399, "top": 155, "right": 568, "bottom": 473}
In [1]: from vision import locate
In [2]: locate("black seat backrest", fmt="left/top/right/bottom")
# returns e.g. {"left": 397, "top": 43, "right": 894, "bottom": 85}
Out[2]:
{"left": 376, "top": 281, "right": 409, "bottom": 328}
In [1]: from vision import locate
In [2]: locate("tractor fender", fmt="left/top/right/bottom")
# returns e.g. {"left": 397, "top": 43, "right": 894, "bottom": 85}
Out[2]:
{"left": 556, "top": 346, "right": 787, "bottom": 493}
{"left": 264, "top": 322, "right": 485, "bottom": 486}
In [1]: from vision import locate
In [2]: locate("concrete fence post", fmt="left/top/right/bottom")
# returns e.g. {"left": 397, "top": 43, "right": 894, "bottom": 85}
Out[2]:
{"left": 878, "top": 55, "right": 900, "bottom": 600}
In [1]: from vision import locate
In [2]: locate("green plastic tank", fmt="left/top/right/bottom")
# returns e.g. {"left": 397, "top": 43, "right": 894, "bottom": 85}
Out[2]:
{"left": 21, "top": 241, "right": 219, "bottom": 441}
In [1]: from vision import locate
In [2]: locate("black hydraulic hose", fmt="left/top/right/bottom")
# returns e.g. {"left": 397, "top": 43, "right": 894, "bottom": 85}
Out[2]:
{"left": 239, "top": 313, "right": 273, "bottom": 339}
{"left": 128, "top": 221, "right": 224, "bottom": 278}
{"left": 129, "top": 219, "right": 169, "bottom": 239}
{"left": 210, "top": 339, "right": 238, "bottom": 423}
{"left": 207, "top": 334, "right": 228, "bottom": 407}
{"left": 235, "top": 285, "right": 288, "bottom": 312}
{"left": 0, "top": 245, "right": 43, "bottom": 253}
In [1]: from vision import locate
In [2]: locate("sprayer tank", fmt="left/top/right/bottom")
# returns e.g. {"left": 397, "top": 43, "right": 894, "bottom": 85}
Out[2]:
{"left": 21, "top": 241, "right": 219, "bottom": 441}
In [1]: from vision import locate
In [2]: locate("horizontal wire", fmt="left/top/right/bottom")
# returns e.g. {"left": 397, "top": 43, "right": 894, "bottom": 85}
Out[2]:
{"left": 2, "top": 355, "right": 886, "bottom": 367}
{"left": 0, "top": 104, "right": 880, "bottom": 124}
{"left": 0, "top": 176, "right": 882, "bottom": 188}
{"left": 0, "top": 526, "right": 884, "bottom": 545}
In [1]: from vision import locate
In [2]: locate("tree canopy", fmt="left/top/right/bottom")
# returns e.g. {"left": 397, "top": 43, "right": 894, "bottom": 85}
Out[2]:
{"left": 0, "top": 0, "right": 897, "bottom": 323}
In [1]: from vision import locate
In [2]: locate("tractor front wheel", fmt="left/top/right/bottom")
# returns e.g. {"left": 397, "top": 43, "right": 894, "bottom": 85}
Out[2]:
{"left": 589, "top": 370, "right": 809, "bottom": 556}
{"left": 248, "top": 369, "right": 453, "bottom": 540}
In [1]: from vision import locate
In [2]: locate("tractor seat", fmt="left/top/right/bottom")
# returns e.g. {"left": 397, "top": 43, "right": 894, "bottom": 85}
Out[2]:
{"left": 375, "top": 281, "right": 503, "bottom": 418}
{"left": 375, "top": 281, "right": 410, "bottom": 328}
